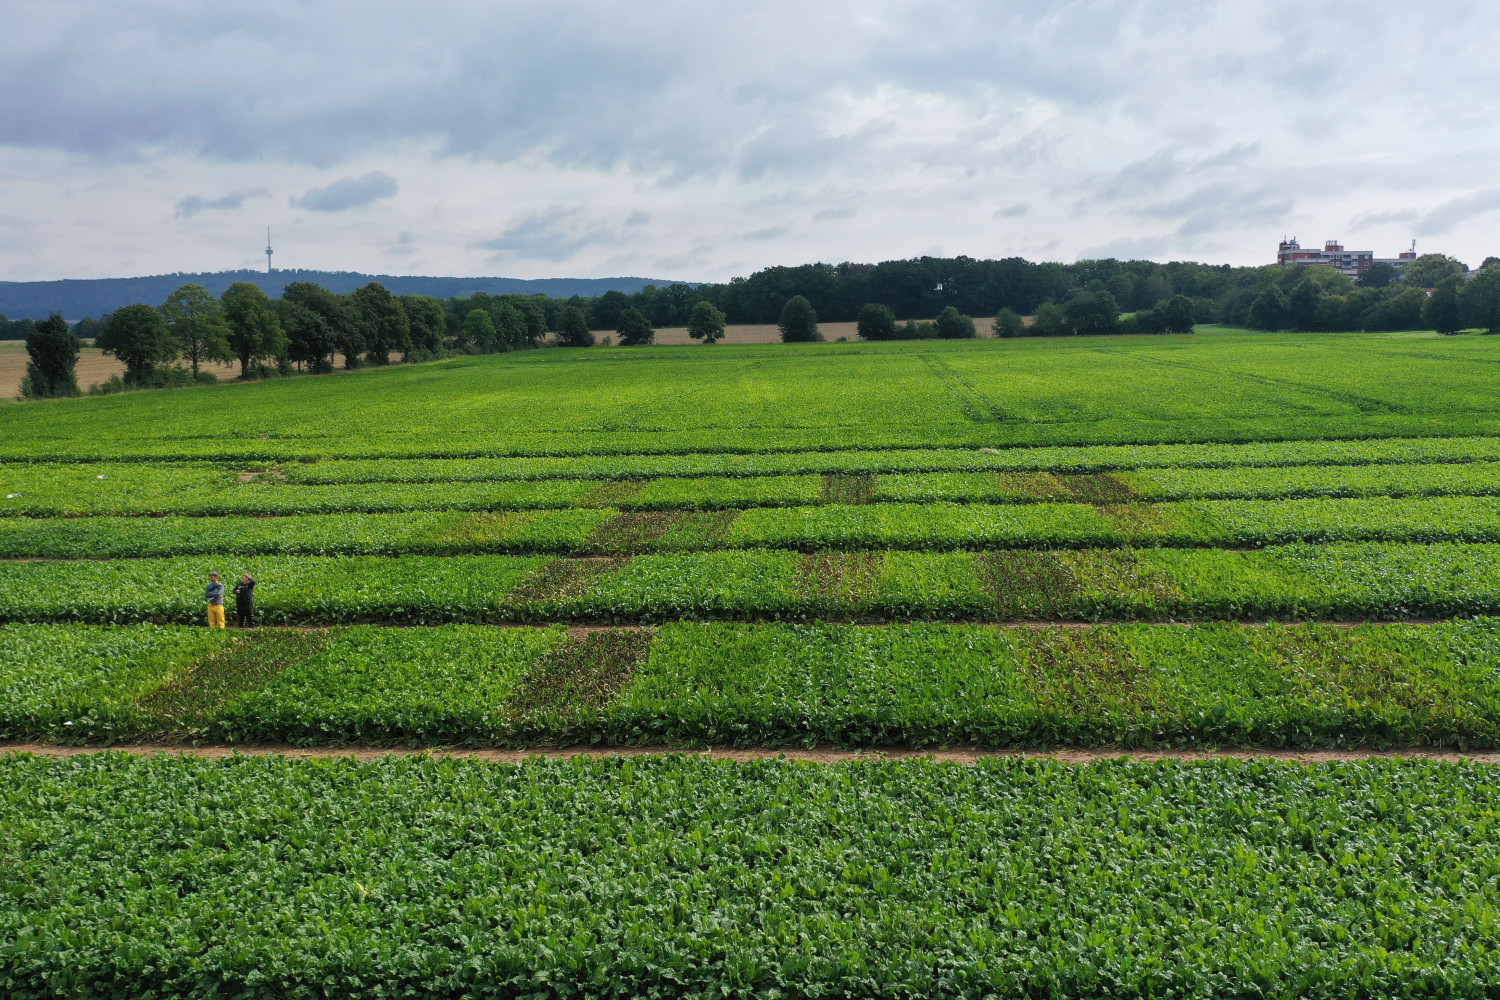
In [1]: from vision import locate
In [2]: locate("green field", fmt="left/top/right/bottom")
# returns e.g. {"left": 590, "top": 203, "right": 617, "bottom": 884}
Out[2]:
{"left": 8, "top": 331, "right": 1500, "bottom": 996}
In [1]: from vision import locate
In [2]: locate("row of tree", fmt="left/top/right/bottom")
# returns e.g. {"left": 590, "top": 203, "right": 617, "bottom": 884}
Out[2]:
{"left": 560, "top": 251, "right": 1500, "bottom": 335}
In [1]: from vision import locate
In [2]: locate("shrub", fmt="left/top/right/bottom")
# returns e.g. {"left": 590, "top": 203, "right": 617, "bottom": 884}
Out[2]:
{"left": 778, "top": 295, "right": 821, "bottom": 342}
{"left": 856, "top": 303, "right": 897, "bottom": 341}
{"left": 935, "top": 306, "right": 976, "bottom": 339}
{"left": 991, "top": 308, "right": 1025, "bottom": 338}
{"left": 615, "top": 308, "right": 655, "bottom": 346}
{"left": 556, "top": 306, "right": 595, "bottom": 347}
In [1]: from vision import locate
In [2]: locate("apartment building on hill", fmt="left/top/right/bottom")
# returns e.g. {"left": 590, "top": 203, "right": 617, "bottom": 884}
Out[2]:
{"left": 1276, "top": 238, "right": 1418, "bottom": 278}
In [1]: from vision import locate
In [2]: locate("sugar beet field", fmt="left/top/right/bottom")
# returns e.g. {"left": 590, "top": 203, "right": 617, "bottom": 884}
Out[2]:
{"left": 12, "top": 331, "right": 1500, "bottom": 997}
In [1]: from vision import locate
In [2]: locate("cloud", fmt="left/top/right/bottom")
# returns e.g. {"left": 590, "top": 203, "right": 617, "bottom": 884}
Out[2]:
{"left": 739, "top": 226, "right": 788, "bottom": 241}
{"left": 3, "top": 2, "right": 1500, "bottom": 278}
{"left": 812, "top": 206, "right": 856, "bottom": 222}
{"left": 174, "top": 188, "right": 267, "bottom": 218}
{"left": 1348, "top": 209, "right": 1418, "bottom": 231}
{"left": 386, "top": 231, "right": 416, "bottom": 256}
{"left": 1414, "top": 189, "right": 1500, "bottom": 237}
{"left": 291, "top": 172, "right": 397, "bottom": 212}
{"left": 479, "top": 206, "right": 646, "bottom": 262}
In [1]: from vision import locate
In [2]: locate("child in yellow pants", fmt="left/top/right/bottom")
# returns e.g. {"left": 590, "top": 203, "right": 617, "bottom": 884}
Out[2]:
{"left": 205, "top": 572, "right": 226, "bottom": 628}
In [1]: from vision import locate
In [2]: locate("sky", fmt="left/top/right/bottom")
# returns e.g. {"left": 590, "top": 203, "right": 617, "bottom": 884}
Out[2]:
{"left": 2, "top": 1, "right": 1498, "bottom": 283}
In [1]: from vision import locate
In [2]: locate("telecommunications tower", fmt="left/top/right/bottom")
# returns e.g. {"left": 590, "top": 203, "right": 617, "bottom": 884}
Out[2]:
{"left": 265, "top": 227, "right": 274, "bottom": 273}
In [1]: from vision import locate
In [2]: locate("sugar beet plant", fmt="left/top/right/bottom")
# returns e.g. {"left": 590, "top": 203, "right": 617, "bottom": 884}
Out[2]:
{"left": 6, "top": 753, "right": 1500, "bottom": 998}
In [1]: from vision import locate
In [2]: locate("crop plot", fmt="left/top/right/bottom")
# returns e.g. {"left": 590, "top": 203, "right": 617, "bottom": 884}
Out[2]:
{"left": 12, "top": 334, "right": 1500, "bottom": 996}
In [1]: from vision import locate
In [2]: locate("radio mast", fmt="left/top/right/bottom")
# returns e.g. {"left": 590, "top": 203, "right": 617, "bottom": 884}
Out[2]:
{"left": 265, "top": 227, "right": 274, "bottom": 273}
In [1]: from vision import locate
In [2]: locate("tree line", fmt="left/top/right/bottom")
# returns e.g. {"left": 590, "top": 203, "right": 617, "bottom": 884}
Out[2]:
{"left": 17, "top": 249, "right": 1500, "bottom": 398}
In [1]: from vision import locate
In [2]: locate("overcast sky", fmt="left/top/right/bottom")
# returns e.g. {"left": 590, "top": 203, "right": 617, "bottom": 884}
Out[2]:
{"left": 3, "top": 1, "right": 1498, "bottom": 282}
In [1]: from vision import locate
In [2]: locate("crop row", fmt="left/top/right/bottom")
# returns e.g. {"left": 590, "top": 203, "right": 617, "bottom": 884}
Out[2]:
{"left": 7, "top": 751, "right": 1500, "bottom": 998}
{"left": 9, "top": 620, "right": 1500, "bottom": 749}
{"left": 272, "top": 433, "right": 1500, "bottom": 482}
{"left": 11, "top": 495, "right": 1500, "bottom": 558}
{"left": 5, "top": 541, "right": 1500, "bottom": 623}
{"left": 10, "top": 459, "right": 1500, "bottom": 516}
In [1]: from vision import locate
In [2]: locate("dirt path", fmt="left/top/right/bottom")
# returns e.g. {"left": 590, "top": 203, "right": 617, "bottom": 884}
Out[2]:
{"left": 7, "top": 741, "right": 1499, "bottom": 765}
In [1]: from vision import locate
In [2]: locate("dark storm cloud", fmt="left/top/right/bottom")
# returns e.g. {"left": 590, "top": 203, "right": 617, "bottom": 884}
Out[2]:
{"left": 291, "top": 172, "right": 398, "bottom": 212}
{"left": 174, "top": 188, "right": 267, "bottom": 217}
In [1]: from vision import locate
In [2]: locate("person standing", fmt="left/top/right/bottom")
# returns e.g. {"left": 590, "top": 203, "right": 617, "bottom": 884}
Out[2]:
{"left": 205, "top": 572, "right": 226, "bottom": 629}
{"left": 232, "top": 573, "right": 256, "bottom": 628}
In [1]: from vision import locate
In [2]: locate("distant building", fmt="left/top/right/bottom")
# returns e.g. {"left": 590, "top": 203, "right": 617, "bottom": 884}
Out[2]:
{"left": 1277, "top": 238, "right": 1418, "bottom": 279}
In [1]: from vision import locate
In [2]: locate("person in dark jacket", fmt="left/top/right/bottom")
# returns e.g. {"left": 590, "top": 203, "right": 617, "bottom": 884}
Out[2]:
{"left": 232, "top": 573, "right": 256, "bottom": 628}
{"left": 204, "top": 572, "right": 226, "bottom": 629}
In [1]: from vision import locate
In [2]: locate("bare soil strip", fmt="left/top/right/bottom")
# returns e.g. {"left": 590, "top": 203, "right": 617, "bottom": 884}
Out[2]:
{"left": 7, "top": 742, "right": 1500, "bottom": 765}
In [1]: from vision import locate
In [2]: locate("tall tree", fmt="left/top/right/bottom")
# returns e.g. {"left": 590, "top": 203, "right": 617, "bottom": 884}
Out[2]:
{"left": 1425, "top": 275, "right": 1464, "bottom": 334}
{"left": 556, "top": 306, "right": 594, "bottom": 347}
{"left": 351, "top": 282, "right": 411, "bottom": 365}
{"left": 616, "top": 308, "right": 655, "bottom": 346}
{"left": 857, "top": 303, "right": 897, "bottom": 341}
{"left": 1286, "top": 281, "right": 1322, "bottom": 331}
{"left": 778, "top": 295, "right": 821, "bottom": 342}
{"left": 160, "top": 284, "right": 231, "bottom": 378}
{"left": 278, "top": 283, "right": 341, "bottom": 373}
{"left": 461, "top": 309, "right": 497, "bottom": 351}
{"left": 97, "top": 303, "right": 176, "bottom": 384}
{"left": 222, "top": 282, "right": 286, "bottom": 377}
{"left": 687, "top": 301, "right": 727, "bottom": 343}
{"left": 399, "top": 295, "right": 448, "bottom": 357}
{"left": 21, "top": 314, "right": 80, "bottom": 398}
{"left": 1460, "top": 268, "right": 1500, "bottom": 333}
{"left": 491, "top": 302, "right": 528, "bottom": 350}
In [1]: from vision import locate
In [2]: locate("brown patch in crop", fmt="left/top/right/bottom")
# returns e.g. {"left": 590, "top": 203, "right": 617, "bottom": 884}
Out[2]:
{"left": 820, "top": 474, "right": 877, "bottom": 505}
{"left": 993, "top": 471, "right": 1069, "bottom": 500}
{"left": 1058, "top": 473, "right": 1136, "bottom": 503}
{"left": 975, "top": 550, "right": 1079, "bottom": 618}
{"left": 585, "top": 511, "right": 684, "bottom": 554}
{"left": 137, "top": 628, "right": 334, "bottom": 737}
{"left": 235, "top": 469, "right": 287, "bottom": 484}
{"left": 509, "top": 557, "right": 626, "bottom": 603}
{"left": 1096, "top": 502, "right": 1176, "bottom": 535}
{"left": 506, "top": 630, "right": 654, "bottom": 730}
{"left": 1015, "top": 628, "right": 1162, "bottom": 714}
{"left": 797, "top": 551, "right": 884, "bottom": 605}
{"left": 579, "top": 480, "right": 647, "bottom": 507}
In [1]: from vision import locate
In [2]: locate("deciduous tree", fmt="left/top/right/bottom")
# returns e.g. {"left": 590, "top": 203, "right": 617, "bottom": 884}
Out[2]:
{"left": 97, "top": 303, "right": 175, "bottom": 384}
{"left": 1460, "top": 267, "right": 1500, "bottom": 333}
{"left": 352, "top": 282, "right": 410, "bottom": 365}
{"left": 616, "top": 308, "right": 655, "bottom": 346}
{"left": 222, "top": 282, "right": 286, "bottom": 377}
{"left": 687, "top": 301, "right": 727, "bottom": 343}
{"left": 1426, "top": 275, "right": 1464, "bottom": 334}
{"left": 160, "top": 284, "right": 231, "bottom": 378}
{"left": 21, "top": 314, "right": 80, "bottom": 397}
{"left": 557, "top": 306, "right": 594, "bottom": 347}
{"left": 778, "top": 295, "right": 821, "bottom": 342}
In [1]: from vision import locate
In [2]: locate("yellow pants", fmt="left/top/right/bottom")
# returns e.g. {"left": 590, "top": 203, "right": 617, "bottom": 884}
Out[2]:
{"left": 207, "top": 604, "right": 226, "bottom": 628}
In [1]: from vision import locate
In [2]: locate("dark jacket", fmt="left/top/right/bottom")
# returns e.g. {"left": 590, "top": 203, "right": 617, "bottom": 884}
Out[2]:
{"left": 205, "top": 582, "right": 225, "bottom": 605}
{"left": 233, "top": 579, "right": 255, "bottom": 606}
